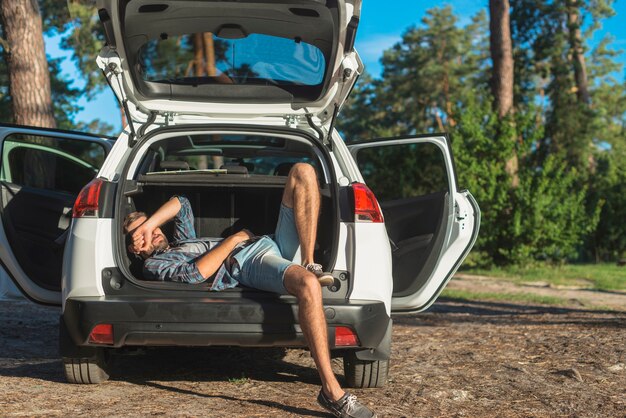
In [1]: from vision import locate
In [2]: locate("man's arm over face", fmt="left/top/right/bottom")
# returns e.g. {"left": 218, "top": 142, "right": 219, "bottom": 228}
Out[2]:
{"left": 132, "top": 196, "right": 188, "bottom": 252}
{"left": 172, "top": 195, "right": 196, "bottom": 241}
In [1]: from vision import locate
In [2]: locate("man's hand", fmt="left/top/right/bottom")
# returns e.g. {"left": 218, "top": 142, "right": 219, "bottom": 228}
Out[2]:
{"left": 131, "top": 220, "right": 155, "bottom": 253}
{"left": 195, "top": 229, "right": 256, "bottom": 279}
{"left": 233, "top": 229, "right": 255, "bottom": 245}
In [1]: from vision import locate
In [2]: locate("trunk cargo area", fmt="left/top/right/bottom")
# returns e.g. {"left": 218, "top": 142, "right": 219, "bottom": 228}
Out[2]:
{"left": 124, "top": 178, "right": 336, "bottom": 282}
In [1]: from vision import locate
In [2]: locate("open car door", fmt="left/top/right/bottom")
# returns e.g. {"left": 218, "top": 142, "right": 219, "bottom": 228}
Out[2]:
{"left": 0, "top": 125, "right": 112, "bottom": 305}
{"left": 349, "top": 134, "right": 480, "bottom": 313}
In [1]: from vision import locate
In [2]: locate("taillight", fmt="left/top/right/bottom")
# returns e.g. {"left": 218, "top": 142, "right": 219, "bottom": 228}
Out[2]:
{"left": 352, "top": 183, "right": 383, "bottom": 223}
{"left": 335, "top": 326, "right": 360, "bottom": 347}
{"left": 88, "top": 324, "right": 114, "bottom": 345}
{"left": 73, "top": 178, "right": 103, "bottom": 218}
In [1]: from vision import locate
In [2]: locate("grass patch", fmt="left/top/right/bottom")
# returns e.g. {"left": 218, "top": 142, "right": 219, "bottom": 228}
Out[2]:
{"left": 228, "top": 373, "right": 250, "bottom": 385}
{"left": 441, "top": 289, "right": 573, "bottom": 307}
{"left": 461, "top": 263, "right": 626, "bottom": 291}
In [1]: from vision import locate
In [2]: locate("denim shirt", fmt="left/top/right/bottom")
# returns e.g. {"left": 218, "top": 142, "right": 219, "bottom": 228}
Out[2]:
{"left": 142, "top": 196, "right": 241, "bottom": 290}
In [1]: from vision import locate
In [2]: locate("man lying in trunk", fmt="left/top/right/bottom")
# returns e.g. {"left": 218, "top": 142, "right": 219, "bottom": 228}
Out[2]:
{"left": 122, "top": 163, "right": 376, "bottom": 418}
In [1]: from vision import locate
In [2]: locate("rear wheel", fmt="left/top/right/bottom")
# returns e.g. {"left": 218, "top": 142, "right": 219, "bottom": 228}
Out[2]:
{"left": 343, "top": 352, "right": 389, "bottom": 388}
{"left": 63, "top": 349, "right": 110, "bottom": 384}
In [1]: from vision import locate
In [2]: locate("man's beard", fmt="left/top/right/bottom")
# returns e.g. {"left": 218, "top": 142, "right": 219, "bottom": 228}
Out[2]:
{"left": 140, "top": 239, "right": 169, "bottom": 259}
{"left": 153, "top": 239, "right": 169, "bottom": 252}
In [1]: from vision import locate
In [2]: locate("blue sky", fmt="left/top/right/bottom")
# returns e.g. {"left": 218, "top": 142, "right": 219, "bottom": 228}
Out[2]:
{"left": 45, "top": 1, "right": 626, "bottom": 133}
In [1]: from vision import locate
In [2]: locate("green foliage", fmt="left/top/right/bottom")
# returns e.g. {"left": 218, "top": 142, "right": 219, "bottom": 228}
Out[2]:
{"left": 356, "top": 142, "right": 448, "bottom": 201}
{"left": 449, "top": 97, "right": 516, "bottom": 265}
{"left": 509, "top": 0, "right": 626, "bottom": 265}
{"left": 451, "top": 96, "right": 597, "bottom": 265}
{"left": 510, "top": 0, "right": 620, "bottom": 171}
{"left": 505, "top": 152, "right": 601, "bottom": 263}
{"left": 40, "top": 0, "right": 106, "bottom": 98}
{"left": 49, "top": 58, "right": 82, "bottom": 129}
{"left": 465, "top": 262, "right": 626, "bottom": 291}
{"left": 586, "top": 145, "right": 626, "bottom": 260}
{"left": 336, "top": 72, "right": 386, "bottom": 140}
{"left": 583, "top": 33, "right": 626, "bottom": 261}
{"left": 351, "top": 7, "right": 490, "bottom": 136}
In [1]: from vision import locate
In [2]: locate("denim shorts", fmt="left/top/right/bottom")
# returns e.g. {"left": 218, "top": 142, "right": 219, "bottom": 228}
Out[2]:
{"left": 232, "top": 204, "right": 299, "bottom": 294}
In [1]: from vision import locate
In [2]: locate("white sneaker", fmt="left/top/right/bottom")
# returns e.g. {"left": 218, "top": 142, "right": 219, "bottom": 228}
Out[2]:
{"left": 304, "top": 263, "right": 334, "bottom": 287}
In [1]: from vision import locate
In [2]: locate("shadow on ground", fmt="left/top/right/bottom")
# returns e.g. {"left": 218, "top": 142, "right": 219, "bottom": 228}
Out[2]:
{"left": 395, "top": 298, "right": 626, "bottom": 329}
{"left": 136, "top": 381, "right": 328, "bottom": 417}
{"left": 110, "top": 346, "right": 321, "bottom": 385}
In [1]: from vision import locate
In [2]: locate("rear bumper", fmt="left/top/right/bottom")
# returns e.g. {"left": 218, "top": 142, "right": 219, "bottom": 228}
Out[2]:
{"left": 61, "top": 296, "right": 391, "bottom": 356}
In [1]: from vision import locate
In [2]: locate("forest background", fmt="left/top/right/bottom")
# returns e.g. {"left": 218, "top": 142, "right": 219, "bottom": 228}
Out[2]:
{"left": 0, "top": 0, "right": 625, "bottom": 271}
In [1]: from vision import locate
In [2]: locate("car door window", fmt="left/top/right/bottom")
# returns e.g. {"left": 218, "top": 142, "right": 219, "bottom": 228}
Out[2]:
{"left": 1, "top": 134, "right": 105, "bottom": 194}
{"left": 356, "top": 142, "right": 449, "bottom": 201}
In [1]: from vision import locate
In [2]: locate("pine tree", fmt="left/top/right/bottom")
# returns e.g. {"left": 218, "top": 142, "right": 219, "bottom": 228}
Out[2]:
{"left": 358, "top": 7, "right": 491, "bottom": 135}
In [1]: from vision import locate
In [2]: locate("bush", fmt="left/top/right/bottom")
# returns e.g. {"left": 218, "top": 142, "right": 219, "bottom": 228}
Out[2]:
{"left": 452, "top": 98, "right": 600, "bottom": 266}
{"left": 504, "top": 154, "right": 601, "bottom": 263}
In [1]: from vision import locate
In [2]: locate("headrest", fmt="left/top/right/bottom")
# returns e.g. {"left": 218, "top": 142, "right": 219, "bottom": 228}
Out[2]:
{"left": 159, "top": 160, "right": 190, "bottom": 171}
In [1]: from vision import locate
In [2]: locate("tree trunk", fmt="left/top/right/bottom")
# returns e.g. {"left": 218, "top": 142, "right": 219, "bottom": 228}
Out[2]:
{"left": 567, "top": 0, "right": 591, "bottom": 105}
{"left": 193, "top": 33, "right": 205, "bottom": 78}
{"left": 203, "top": 32, "right": 216, "bottom": 77}
{"left": 489, "top": 0, "right": 514, "bottom": 118}
{"left": 0, "top": 0, "right": 56, "bottom": 128}
{"left": 489, "top": 0, "right": 518, "bottom": 187}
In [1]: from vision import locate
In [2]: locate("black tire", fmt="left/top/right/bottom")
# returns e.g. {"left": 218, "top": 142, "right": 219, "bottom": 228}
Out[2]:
{"left": 343, "top": 352, "right": 389, "bottom": 388}
{"left": 63, "top": 349, "right": 110, "bottom": 384}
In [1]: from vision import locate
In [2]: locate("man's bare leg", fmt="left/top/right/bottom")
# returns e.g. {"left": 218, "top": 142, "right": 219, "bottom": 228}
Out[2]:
{"left": 283, "top": 265, "right": 344, "bottom": 401}
{"left": 281, "top": 163, "right": 320, "bottom": 266}
{"left": 280, "top": 164, "right": 374, "bottom": 415}
{"left": 281, "top": 165, "right": 375, "bottom": 415}
{"left": 282, "top": 164, "right": 338, "bottom": 396}
{"left": 282, "top": 164, "right": 344, "bottom": 399}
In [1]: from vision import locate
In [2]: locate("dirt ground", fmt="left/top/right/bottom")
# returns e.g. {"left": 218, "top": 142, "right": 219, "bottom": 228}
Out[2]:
{"left": 1, "top": 293, "right": 624, "bottom": 417}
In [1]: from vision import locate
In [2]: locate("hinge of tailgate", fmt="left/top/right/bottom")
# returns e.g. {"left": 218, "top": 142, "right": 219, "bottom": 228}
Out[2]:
{"left": 284, "top": 114, "right": 300, "bottom": 129}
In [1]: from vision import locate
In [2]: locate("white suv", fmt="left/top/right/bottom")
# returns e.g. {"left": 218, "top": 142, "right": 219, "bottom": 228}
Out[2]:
{"left": 0, "top": 0, "right": 479, "bottom": 386}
